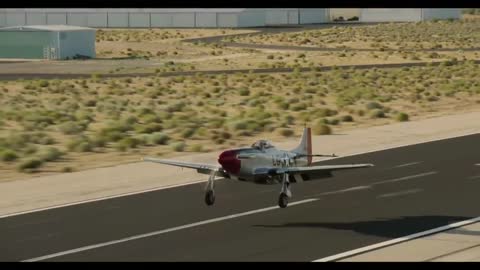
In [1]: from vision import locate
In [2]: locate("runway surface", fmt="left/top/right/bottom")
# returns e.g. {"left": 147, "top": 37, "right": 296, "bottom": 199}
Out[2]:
{"left": 1, "top": 133, "right": 479, "bottom": 261}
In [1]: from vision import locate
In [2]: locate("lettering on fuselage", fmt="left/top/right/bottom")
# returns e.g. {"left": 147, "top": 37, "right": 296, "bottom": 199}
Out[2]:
{"left": 271, "top": 155, "right": 295, "bottom": 167}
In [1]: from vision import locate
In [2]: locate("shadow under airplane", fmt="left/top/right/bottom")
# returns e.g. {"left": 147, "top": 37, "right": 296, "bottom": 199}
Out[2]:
{"left": 254, "top": 215, "right": 473, "bottom": 239}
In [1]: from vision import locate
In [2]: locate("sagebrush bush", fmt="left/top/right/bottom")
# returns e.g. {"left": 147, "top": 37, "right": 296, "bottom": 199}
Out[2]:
{"left": 0, "top": 150, "right": 18, "bottom": 162}
{"left": 190, "top": 144, "right": 203, "bottom": 152}
{"left": 41, "top": 147, "right": 64, "bottom": 162}
{"left": 369, "top": 109, "right": 386, "bottom": 118}
{"left": 18, "top": 158, "right": 43, "bottom": 172}
{"left": 59, "top": 122, "right": 85, "bottom": 135}
{"left": 150, "top": 133, "right": 170, "bottom": 145}
{"left": 115, "top": 137, "right": 140, "bottom": 151}
{"left": 396, "top": 112, "right": 409, "bottom": 122}
{"left": 278, "top": 128, "right": 295, "bottom": 137}
{"left": 340, "top": 115, "right": 354, "bottom": 122}
{"left": 366, "top": 102, "right": 383, "bottom": 110}
{"left": 313, "top": 123, "right": 332, "bottom": 135}
{"left": 67, "top": 137, "right": 94, "bottom": 152}
{"left": 172, "top": 142, "right": 186, "bottom": 152}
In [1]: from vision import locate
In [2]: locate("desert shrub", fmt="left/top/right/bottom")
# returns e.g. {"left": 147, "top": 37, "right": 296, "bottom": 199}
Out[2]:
{"left": 277, "top": 102, "right": 289, "bottom": 110}
{"left": 29, "top": 132, "right": 56, "bottom": 145}
{"left": 291, "top": 103, "right": 307, "bottom": 111}
{"left": 327, "top": 118, "right": 340, "bottom": 125}
{"left": 84, "top": 100, "right": 97, "bottom": 107}
{"left": 135, "top": 123, "right": 163, "bottom": 134}
{"left": 150, "top": 132, "right": 170, "bottom": 145}
{"left": 284, "top": 115, "right": 295, "bottom": 125}
{"left": 62, "top": 166, "right": 73, "bottom": 173}
{"left": 0, "top": 150, "right": 18, "bottom": 162}
{"left": 315, "top": 108, "right": 338, "bottom": 117}
{"left": 18, "top": 158, "right": 43, "bottom": 172}
{"left": 396, "top": 112, "right": 409, "bottom": 122}
{"left": 190, "top": 144, "right": 203, "bottom": 152}
{"left": 172, "top": 142, "right": 186, "bottom": 152}
{"left": 231, "top": 120, "right": 248, "bottom": 131}
{"left": 67, "top": 137, "right": 94, "bottom": 152}
{"left": 59, "top": 122, "right": 86, "bottom": 135}
{"left": 278, "top": 128, "right": 295, "bottom": 137}
{"left": 366, "top": 101, "right": 383, "bottom": 110}
{"left": 340, "top": 115, "right": 354, "bottom": 122}
{"left": 40, "top": 147, "right": 64, "bottom": 162}
{"left": 427, "top": 96, "right": 439, "bottom": 102}
{"left": 369, "top": 109, "right": 386, "bottom": 118}
{"left": 91, "top": 136, "right": 107, "bottom": 148}
{"left": 181, "top": 128, "right": 196, "bottom": 139}
{"left": 115, "top": 137, "right": 139, "bottom": 151}
{"left": 239, "top": 88, "right": 250, "bottom": 96}
{"left": 313, "top": 122, "right": 332, "bottom": 135}
{"left": 38, "top": 80, "right": 49, "bottom": 88}
{"left": 23, "top": 144, "right": 38, "bottom": 155}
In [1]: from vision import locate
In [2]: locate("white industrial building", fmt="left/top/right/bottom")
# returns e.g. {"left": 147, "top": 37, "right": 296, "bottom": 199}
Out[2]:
{"left": 0, "top": 8, "right": 330, "bottom": 28}
{"left": 0, "top": 8, "right": 461, "bottom": 28}
{"left": 360, "top": 8, "right": 461, "bottom": 22}
{"left": 265, "top": 9, "right": 329, "bottom": 25}
{"left": 0, "top": 25, "right": 96, "bottom": 59}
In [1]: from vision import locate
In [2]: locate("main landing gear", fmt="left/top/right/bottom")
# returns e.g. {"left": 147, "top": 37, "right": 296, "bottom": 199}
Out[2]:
{"left": 278, "top": 173, "right": 292, "bottom": 208}
{"left": 205, "top": 171, "right": 216, "bottom": 206}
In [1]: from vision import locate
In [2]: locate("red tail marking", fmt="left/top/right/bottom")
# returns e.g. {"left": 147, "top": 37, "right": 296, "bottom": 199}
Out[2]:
{"left": 307, "top": 127, "right": 312, "bottom": 166}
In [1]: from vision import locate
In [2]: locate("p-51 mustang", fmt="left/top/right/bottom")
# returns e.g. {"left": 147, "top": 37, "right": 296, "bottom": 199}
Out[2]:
{"left": 143, "top": 127, "right": 373, "bottom": 208}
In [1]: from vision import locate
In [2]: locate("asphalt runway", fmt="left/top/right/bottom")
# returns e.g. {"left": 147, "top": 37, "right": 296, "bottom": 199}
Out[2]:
{"left": 1, "top": 133, "right": 479, "bottom": 261}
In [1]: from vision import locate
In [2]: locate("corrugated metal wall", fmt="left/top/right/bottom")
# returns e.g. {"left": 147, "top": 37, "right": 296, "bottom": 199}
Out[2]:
{"left": 217, "top": 13, "right": 238, "bottom": 28}
{"left": 0, "top": 9, "right": 244, "bottom": 28}
{"left": 195, "top": 13, "right": 216, "bottom": 27}
{"left": 360, "top": 9, "right": 422, "bottom": 22}
{"left": 0, "top": 31, "right": 56, "bottom": 59}
{"left": 59, "top": 30, "right": 96, "bottom": 59}
{"left": 266, "top": 9, "right": 290, "bottom": 25}
{"left": 422, "top": 9, "right": 461, "bottom": 21}
{"left": 0, "top": 9, "right": 313, "bottom": 28}
{"left": 299, "top": 9, "right": 329, "bottom": 24}
{"left": 238, "top": 10, "right": 265, "bottom": 27}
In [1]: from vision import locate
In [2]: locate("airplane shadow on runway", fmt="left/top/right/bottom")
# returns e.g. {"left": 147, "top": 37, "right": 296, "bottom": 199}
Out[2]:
{"left": 253, "top": 215, "right": 473, "bottom": 238}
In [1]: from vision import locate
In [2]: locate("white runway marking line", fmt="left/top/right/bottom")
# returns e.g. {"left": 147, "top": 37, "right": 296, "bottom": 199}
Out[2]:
{"left": 393, "top": 161, "right": 422, "bottom": 168}
{"left": 372, "top": 171, "right": 437, "bottom": 186}
{"left": 319, "top": 186, "right": 371, "bottom": 196}
{"left": 22, "top": 198, "right": 319, "bottom": 262}
{"left": 377, "top": 188, "right": 423, "bottom": 199}
{"left": 467, "top": 175, "right": 480, "bottom": 180}
{"left": 313, "top": 216, "right": 480, "bottom": 262}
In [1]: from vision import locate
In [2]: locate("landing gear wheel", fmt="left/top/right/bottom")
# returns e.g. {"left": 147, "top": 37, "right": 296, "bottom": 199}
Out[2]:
{"left": 205, "top": 190, "right": 215, "bottom": 206}
{"left": 278, "top": 193, "right": 289, "bottom": 208}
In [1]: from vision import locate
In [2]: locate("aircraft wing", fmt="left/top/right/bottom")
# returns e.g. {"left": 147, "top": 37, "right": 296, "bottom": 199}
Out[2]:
{"left": 143, "top": 157, "right": 227, "bottom": 176}
{"left": 254, "top": 164, "right": 374, "bottom": 175}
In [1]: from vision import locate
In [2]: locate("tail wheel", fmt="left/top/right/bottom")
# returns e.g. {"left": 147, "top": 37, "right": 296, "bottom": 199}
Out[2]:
{"left": 278, "top": 193, "right": 289, "bottom": 208}
{"left": 205, "top": 190, "right": 215, "bottom": 206}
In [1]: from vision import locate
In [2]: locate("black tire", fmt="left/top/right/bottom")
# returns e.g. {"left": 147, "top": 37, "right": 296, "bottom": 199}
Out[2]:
{"left": 278, "top": 193, "right": 289, "bottom": 208}
{"left": 205, "top": 190, "right": 215, "bottom": 206}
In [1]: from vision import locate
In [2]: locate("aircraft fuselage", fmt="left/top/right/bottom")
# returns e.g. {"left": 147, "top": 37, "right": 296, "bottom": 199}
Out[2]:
{"left": 218, "top": 147, "right": 309, "bottom": 184}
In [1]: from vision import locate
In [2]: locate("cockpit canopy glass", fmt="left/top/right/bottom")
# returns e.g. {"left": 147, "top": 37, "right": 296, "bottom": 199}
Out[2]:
{"left": 251, "top": 140, "right": 274, "bottom": 150}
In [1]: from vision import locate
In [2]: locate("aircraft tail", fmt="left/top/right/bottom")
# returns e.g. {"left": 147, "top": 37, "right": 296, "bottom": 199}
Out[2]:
{"left": 292, "top": 127, "right": 313, "bottom": 165}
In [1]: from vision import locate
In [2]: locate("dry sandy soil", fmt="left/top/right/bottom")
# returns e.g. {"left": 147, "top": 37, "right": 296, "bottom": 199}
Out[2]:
{"left": 0, "top": 60, "right": 479, "bottom": 182}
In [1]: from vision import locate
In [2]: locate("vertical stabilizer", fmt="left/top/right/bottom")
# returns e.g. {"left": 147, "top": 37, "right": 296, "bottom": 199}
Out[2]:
{"left": 292, "top": 127, "right": 312, "bottom": 165}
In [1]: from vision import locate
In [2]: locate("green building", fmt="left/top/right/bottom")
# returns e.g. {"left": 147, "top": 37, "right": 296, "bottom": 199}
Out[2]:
{"left": 0, "top": 25, "right": 96, "bottom": 60}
